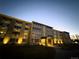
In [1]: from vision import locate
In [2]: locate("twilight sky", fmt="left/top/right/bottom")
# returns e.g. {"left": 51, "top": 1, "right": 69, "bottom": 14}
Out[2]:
{"left": 0, "top": 0, "right": 79, "bottom": 35}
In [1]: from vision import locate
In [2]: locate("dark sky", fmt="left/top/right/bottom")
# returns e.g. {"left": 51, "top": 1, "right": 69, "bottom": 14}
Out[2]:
{"left": 0, "top": 0, "right": 79, "bottom": 35}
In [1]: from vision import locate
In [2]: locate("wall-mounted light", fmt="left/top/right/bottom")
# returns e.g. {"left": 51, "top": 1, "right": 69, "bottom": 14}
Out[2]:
{"left": 3, "top": 36, "right": 10, "bottom": 44}
{"left": 17, "top": 37, "right": 23, "bottom": 44}
{"left": 0, "top": 31, "right": 4, "bottom": 34}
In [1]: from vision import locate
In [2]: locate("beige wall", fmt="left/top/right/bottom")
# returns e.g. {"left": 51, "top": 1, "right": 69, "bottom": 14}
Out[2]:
{"left": 0, "top": 14, "right": 31, "bottom": 45}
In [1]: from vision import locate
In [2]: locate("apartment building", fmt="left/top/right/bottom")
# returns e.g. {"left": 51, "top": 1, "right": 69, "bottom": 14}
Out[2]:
{"left": 31, "top": 21, "right": 54, "bottom": 46}
{"left": 53, "top": 29, "right": 71, "bottom": 44}
{"left": 0, "top": 14, "right": 31, "bottom": 45}
{"left": 62, "top": 31, "right": 71, "bottom": 44}
{"left": 53, "top": 30, "right": 63, "bottom": 45}
{"left": 31, "top": 21, "right": 43, "bottom": 45}
{"left": 0, "top": 14, "right": 71, "bottom": 47}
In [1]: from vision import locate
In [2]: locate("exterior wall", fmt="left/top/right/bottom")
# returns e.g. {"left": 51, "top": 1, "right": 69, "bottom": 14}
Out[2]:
{"left": 53, "top": 30, "right": 63, "bottom": 45}
{"left": 0, "top": 14, "right": 31, "bottom": 45}
{"left": 43, "top": 26, "right": 53, "bottom": 38}
{"left": 0, "top": 14, "right": 71, "bottom": 46}
{"left": 62, "top": 32, "right": 71, "bottom": 44}
{"left": 53, "top": 29, "right": 71, "bottom": 44}
{"left": 31, "top": 21, "right": 54, "bottom": 46}
{"left": 31, "top": 21, "right": 43, "bottom": 45}
{"left": 31, "top": 21, "right": 71, "bottom": 46}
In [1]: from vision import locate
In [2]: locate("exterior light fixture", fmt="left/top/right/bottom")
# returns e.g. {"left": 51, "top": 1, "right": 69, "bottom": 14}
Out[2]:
{"left": 17, "top": 37, "right": 23, "bottom": 44}
{"left": 0, "top": 31, "right": 4, "bottom": 34}
{"left": 58, "top": 40, "right": 60, "bottom": 44}
{"left": 3, "top": 36, "right": 10, "bottom": 44}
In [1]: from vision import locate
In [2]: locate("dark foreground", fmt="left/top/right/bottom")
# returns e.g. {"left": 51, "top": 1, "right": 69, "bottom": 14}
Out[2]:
{"left": 55, "top": 47, "right": 79, "bottom": 59}
{"left": 0, "top": 45, "right": 56, "bottom": 59}
{"left": 55, "top": 44, "right": 79, "bottom": 59}
{"left": 0, "top": 44, "right": 79, "bottom": 59}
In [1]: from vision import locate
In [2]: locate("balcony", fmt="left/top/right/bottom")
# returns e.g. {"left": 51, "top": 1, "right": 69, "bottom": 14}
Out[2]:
{"left": 4, "top": 20, "right": 11, "bottom": 24}
{"left": 15, "top": 23, "right": 22, "bottom": 26}
{"left": 11, "top": 34, "right": 19, "bottom": 39}
{"left": 25, "top": 26, "right": 30, "bottom": 29}
{"left": 14, "top": 28, "right": 21, "bottom": 32}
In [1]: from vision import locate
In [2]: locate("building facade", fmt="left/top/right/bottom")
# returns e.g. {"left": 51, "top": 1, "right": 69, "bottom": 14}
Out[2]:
{"left": 62, "top": 31, "right": 71, "bottom": 44}
{"left": 53, "top": 30, "right": 63, "bottom": 45}
{"left": 53, "top": 29, "right": 71, "bottom": 45}
{"left": 31, "top": 21, "right": 54, "bottom": 46}
{"left": 0, "top": 14, "right": 32, "bottom": 45}
{"left": 31, "top": 21, "right": 43, "bottom": 45}
{"left": 0, "top": 14, "right": 71, "bottom": 47}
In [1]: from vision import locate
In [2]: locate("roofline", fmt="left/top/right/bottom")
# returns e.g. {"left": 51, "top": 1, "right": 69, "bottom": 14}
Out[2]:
{"left": 0, "top": 13, "right": 31, "bottom": 24}
{"left": 32, "top": 21, "right": 53, "bottom": 29}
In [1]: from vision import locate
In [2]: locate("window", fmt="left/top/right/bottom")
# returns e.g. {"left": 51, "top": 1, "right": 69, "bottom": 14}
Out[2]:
{"left": 14, "top": 26, "right": 21, "bottom": 29}
{"left": 24, "top": 28, "right": 29, "bottom": 33}
{"left": 15, "top": 20, "right": 23, "bottom": 26}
